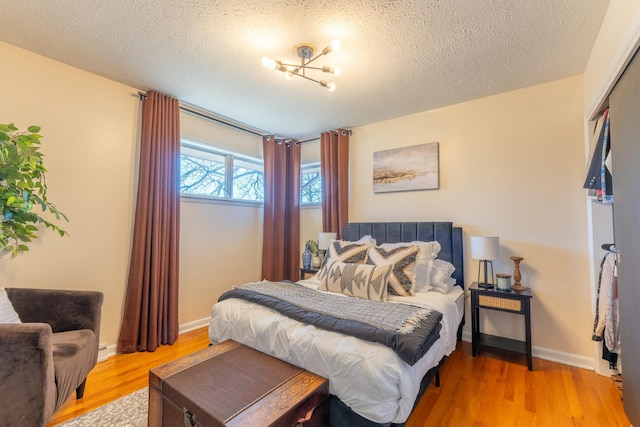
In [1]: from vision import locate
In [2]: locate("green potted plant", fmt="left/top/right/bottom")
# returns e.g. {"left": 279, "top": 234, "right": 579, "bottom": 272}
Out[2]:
{"left": 305, "top": 239, "right": 319, "bottom": 257}
{"left": 0, "top": 123, "right": 68, "bottom": 256}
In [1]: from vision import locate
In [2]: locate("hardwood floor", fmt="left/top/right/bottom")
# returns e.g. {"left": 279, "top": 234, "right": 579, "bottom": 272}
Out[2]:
{"left": 47, "top": 327, "right": 630, "bottom": 426}
{"left": 409, "top": 343, "right": 629, "bottom": 427}
{"left": 46, "top": 327, "right": 211, "bottom": 426}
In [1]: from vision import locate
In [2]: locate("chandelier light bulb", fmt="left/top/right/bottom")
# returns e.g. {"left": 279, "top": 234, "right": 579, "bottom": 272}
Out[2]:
{"left": 263, "top": 40, "right": 341, "bottom": 90}
{"left": 265, "top": 59, "right": 276, "bottom": 70}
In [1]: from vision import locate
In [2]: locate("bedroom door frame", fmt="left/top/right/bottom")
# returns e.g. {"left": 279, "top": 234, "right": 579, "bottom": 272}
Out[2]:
{"left": 584, "top": 7, "right": 640, "bottom": 377}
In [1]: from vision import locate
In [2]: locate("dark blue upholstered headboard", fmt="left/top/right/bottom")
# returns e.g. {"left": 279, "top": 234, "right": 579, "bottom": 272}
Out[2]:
{"left": 342, "top": 222, "right": 464, "bottom": 288}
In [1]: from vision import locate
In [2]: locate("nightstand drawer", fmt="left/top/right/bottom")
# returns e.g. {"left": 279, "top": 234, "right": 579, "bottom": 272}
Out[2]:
{"left": 478, "top": 294, "right": 522, "bottom": 312}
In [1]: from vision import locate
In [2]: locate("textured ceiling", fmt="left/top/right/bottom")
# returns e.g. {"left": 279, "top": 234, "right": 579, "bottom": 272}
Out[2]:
{"left": 0, "top": 0, "right": 609, "bottom": 139}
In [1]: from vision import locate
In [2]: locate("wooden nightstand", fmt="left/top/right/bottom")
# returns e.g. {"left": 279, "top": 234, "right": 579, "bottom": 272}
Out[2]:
{"left": 470, "top": 282, "right": 533, "bottom": 370}
{"left": 300, "top": 268, "right": 319, "bottom": 280}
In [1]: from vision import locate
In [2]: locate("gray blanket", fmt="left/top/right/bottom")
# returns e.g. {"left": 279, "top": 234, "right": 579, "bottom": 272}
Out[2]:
{"left": 218, "top": 281, "right": 443, "bottom": 366}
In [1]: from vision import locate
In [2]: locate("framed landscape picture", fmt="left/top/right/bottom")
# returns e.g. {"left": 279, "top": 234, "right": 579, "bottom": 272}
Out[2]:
{"left": 373, "top": 142, "right": 439, "bottom": 193}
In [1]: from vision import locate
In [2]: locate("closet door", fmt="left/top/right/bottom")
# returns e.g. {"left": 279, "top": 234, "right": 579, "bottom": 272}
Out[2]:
{"left": 609, "top": 49, "right": 640, "bottom": 425}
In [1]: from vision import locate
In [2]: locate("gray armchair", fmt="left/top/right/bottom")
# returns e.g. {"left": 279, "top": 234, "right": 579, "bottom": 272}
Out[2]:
{"left": 0, "top": 288, "right": 103, "bottom": 427}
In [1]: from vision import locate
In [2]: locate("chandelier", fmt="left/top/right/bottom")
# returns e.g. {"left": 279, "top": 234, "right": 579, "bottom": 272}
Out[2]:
{"left": 262, "top": 40, "right": 341, "bottom": 91}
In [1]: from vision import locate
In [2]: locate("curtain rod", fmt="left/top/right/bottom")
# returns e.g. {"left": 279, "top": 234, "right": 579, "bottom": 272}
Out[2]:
{"left": 138, "top": 91, "right": 266, "bottom": 138}
{"left": 137, "top": 91, "right": 351, "bottom": 143}
{"left": 299, "top": 129, "right": 352, "bottom": 144}
{"left": 299, "top": 136, "right": 320, "bottom": 144}
{"left": 180, "top": 105, "right": 265, "bottom": 138}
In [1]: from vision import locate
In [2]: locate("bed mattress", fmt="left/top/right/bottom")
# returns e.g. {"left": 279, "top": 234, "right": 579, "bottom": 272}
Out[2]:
{"left": 209, "top": 281, "right": 464, "bottom": 424}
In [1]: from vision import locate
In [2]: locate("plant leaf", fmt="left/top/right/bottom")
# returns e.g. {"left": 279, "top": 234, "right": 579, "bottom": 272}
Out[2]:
{"left": 0, "top": 124, "right": 68, "bottom": 256}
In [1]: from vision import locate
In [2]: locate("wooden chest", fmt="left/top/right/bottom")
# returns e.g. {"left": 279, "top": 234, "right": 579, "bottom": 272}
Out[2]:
{"left": 149, "top": 340, "right": 329, "bottom": 427}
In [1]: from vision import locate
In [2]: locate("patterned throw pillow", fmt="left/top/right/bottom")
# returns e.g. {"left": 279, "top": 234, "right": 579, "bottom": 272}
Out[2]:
{"left": 317, "top": 239, "right": 371, "bottom": 280}
{"left": 319, "top": 261, "right": 392, "bottom": 301}
{"left": 367, "top": 245, "right": 419, "bottom": 296}
{"left": 378, "top": 241, "right": 441, "bottom": 292}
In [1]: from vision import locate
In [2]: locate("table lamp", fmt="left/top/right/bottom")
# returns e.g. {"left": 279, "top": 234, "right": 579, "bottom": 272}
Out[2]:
{"left": 470, "top": 236, "right": 499, "bottom": 289}
{"left": 318, "top": 232, "right": 337, "bottom": 262}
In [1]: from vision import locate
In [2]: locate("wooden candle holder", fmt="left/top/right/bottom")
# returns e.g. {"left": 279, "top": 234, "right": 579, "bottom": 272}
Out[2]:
{"left": 510, "top": 256, "right": 526, "bottom": 291}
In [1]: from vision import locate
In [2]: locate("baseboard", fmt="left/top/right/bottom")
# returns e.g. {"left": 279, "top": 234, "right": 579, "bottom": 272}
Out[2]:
{"left": 97, "top": 344, "right": 117, "bottom": 362}
{"left": 460, "top": 330, "right": 595, "bottom": 370}
{"left": 97, "top": 316, "right": 211, "bottom": 362}
{"left": 532, "top": 345, "right": 594, "bottom": 370}
{"left": 179, "top": 317, "right": 210, "bottom": 334}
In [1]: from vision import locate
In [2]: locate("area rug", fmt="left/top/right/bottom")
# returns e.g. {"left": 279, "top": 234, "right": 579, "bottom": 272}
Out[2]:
{"left": 58, "top": 388, "right": 148, "bottom": 427}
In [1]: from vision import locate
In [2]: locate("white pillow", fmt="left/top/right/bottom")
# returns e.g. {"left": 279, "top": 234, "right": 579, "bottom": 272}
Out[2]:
{"left": 349, "top": 235, "right": 377, "bottom": 247}
{"left": 0, "top": 287, "right": 21, "bottom": 324}
{"left": 379, "top": 241, "right": 441, "bottom": 292}
{"left": 430, "top": 259, "right": 457, "bottom": 293}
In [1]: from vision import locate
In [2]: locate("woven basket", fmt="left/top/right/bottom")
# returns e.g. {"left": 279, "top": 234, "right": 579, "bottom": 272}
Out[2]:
{"left": 479, "top": 295, "right": 521, "bottom": 312}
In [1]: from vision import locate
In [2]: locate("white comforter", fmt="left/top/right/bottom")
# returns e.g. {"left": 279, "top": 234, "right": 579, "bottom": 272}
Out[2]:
{"left": 208, "top": 279, "right": 464, "bottom": 424}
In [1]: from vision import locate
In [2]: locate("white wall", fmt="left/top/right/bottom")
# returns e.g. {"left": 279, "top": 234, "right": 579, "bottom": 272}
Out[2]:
{"left": 179, "top": 112, "right": 264, "bottom": 326}
{"left": 0, "top": 41, "right": 139, "bottom": 347}
{"left": 350, "top": 76, "right": 593, "bottom": 362}
{"left": 0, "top": 42, "right": 267, "bottom": 349}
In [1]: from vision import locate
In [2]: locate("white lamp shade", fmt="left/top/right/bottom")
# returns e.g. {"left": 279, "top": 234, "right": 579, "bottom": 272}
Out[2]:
{"left": 318, "top": 232, "right": 337, "bottom": 250}
{"left": 470, "top": 236, "right": 499, "bottom": 260}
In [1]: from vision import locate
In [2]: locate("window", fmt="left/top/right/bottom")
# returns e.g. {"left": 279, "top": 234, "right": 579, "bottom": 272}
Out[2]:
{"left": 301, "top": 163, "right": 322, "bottom": 205}
{"left": 180, "top": 142, "right": 321, "bottom": 205}
{"left": 180, "top": 143, "right": 264, "bottom": 202}
{"left": 232, "top": 157, "right": 264, "bottom": 201}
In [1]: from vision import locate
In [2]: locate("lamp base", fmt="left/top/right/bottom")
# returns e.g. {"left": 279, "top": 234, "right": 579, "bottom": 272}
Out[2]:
{"left": 511, "top": 283, "right": 526, "bottom": 291}
{"left": 476, "top": 260, "right": 495, "bottom": 290}
{"left": 477, "top": 282, "right": 494, "bottom": 289}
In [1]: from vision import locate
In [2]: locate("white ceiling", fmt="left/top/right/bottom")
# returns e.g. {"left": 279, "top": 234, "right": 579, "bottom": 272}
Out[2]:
{"left": 0, "top": 0, "right": 609, "bottom": 139}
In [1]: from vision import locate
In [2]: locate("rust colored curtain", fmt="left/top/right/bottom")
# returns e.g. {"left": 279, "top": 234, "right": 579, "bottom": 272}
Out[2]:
{"left": 262, "top": 136, "right": 301, "bottom": 281}
{"left": 321, "top": 129, "right": 349, "bottom": 239}
{"left": 117, "top": 91, "right": 180, "bottom": 353}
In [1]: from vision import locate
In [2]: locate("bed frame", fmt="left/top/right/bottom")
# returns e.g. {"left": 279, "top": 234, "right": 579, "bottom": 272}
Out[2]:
{"left": 330, "top": 221, "right": 465, "bottom": 427}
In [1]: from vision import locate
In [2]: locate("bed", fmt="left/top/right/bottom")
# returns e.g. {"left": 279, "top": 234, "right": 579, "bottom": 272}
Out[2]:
{"left": 209, "top": 222, "right": 464, "bottom": 426}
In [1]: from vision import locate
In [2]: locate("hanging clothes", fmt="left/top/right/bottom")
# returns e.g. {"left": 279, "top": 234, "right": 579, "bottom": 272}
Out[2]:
{"left": 605, "top": 265, "right": 621, "bottom": 354}
{"left": 593, "top": 252, "right": 616, "bottom": 339}
{"left": 592, "top": 251, "right": 620, "bottom": 369}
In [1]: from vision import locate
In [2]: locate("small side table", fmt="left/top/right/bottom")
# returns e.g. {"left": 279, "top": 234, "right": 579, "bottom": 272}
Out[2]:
{"left": 300, "top": 268, "right": 319, "bottom": 280}
{"left": 470, "top": 282, "right": 533, "bottom": 371}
